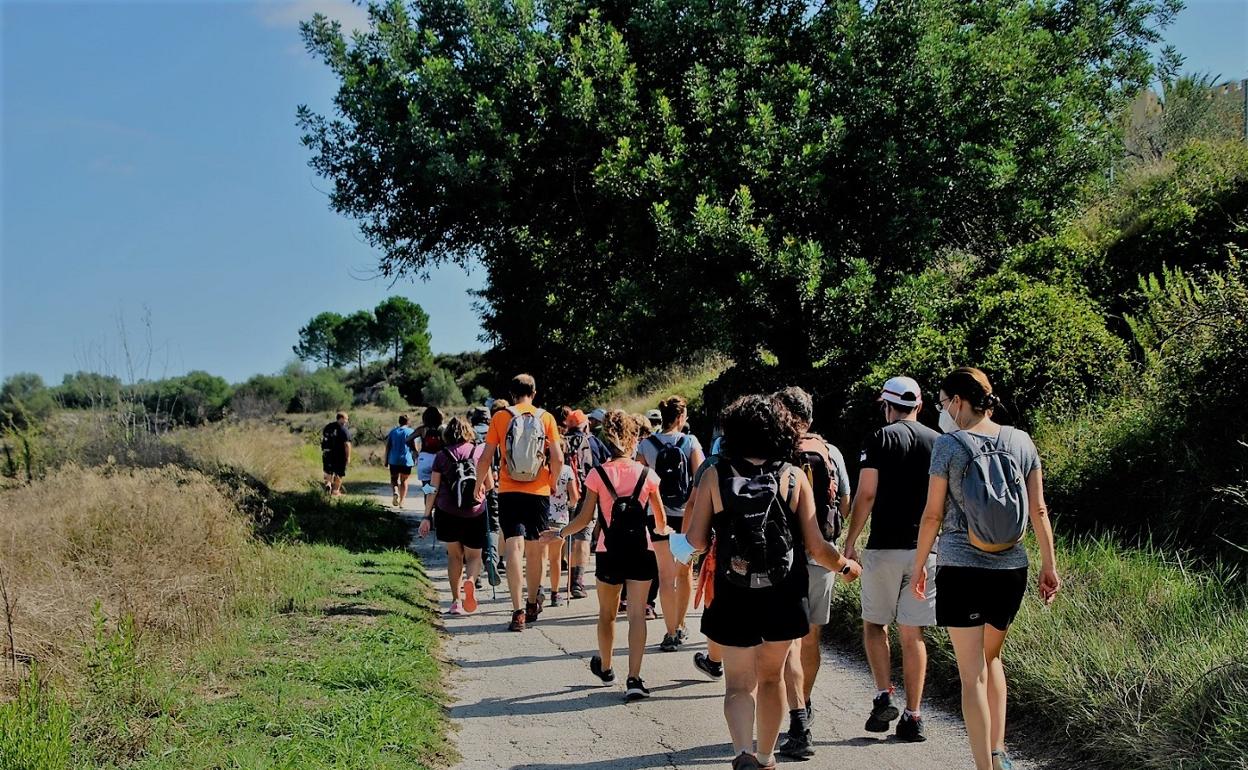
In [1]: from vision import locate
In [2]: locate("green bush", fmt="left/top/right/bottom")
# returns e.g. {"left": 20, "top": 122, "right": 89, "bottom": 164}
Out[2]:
{"left": 0, "top": 670, "right": 73, "bottom": 770}
{"left": 375, "top": 384, "right": 408, "bottom": 410}
{"left": 230, "top": 374, "right": 299, "bottom": 417}
{"left": 469, "top": 385, "right": 491, "bottom": 404}
{"left": 53, "top": 371, "right": 123, "bottom": 410}
{"left": 1038, "top": 258, "right": 1248, "bottom": 560}
{"left": 421, "top": 367, "right": 465, "bottom": 406}
{"left": 0, "top": 373, "right": 57, "bottom": 430}
{"left": 290, "top": 370, "right": 351, "bottom": 414}
{"left": 133, "top": 371, "right": 232, "bottom": 426}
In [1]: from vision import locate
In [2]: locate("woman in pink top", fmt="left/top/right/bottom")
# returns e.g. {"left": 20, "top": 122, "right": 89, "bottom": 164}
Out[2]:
{"left": 543, "top": 409, "right": 670, "bottom": 702}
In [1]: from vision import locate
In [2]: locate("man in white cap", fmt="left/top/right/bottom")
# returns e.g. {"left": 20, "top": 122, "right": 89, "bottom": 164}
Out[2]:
{"left": 843, "top": 375, "right": 940, "bottom": 743}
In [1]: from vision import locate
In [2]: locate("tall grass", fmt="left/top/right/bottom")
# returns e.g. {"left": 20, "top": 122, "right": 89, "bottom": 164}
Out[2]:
{"left": 830, "top": 536, "right": 1248, "bottom": 768}
{"left": 166, "top": 420, "right": 308, "bottom": 491}
{"left": 594, "top": 352, "right": 732, "bottom": 416}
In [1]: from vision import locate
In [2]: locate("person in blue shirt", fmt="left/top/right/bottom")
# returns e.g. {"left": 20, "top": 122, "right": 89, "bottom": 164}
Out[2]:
{"left": 385, "top": 414, "right": 418, "bottom": 508}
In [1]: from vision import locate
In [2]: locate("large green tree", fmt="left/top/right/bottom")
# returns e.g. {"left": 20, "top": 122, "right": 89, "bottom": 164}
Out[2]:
{"left": 293, "top": 311, "right": 346, "bottom": 368}
{"left": 300, "top": 0, "right": 1178, "bottom": 400}
{"left": 333, "top": 310, "right": 380, "bottom": 374}
{"left": 373, "top": 296, "right": 432, "bottom": 368}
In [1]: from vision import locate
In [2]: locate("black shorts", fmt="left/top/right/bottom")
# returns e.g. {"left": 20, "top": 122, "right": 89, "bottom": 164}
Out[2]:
{"left": 389, "top": 464, "right": 413, "bottom": 476}
{"left": 322, "top": 456, "right": 347, "bottom": 477}
{"left": 435, "top": 512, "right": 488, "bottom": 550}
{"left": 595, "top": 548, "right": 659, "bottom": 585}
{"left": 498, "top": 493, "right": 550, "bottom": 541}
{"left": 935, "top": 566, "right": 1027, "bottom": 631}
{"left": 647, "top": 514, "right": 681, "bottom": 543}
{"left": 701, "top": 579, "right": 809, "bottom": 648}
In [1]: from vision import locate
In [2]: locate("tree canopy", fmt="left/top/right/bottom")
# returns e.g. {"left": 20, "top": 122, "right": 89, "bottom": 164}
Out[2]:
{"left": 299, "top": 0, "right": 1180, "bottom": 401}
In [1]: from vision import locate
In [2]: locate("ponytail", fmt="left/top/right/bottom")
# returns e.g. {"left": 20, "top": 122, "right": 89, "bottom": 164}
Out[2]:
{"left": 940, "top": 367, "right": 1002, "bottom": 413}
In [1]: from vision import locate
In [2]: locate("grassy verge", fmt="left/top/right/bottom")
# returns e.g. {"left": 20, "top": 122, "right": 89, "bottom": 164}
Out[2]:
{"left": 828, "top": 536, "right": 1248, "bottom": 769}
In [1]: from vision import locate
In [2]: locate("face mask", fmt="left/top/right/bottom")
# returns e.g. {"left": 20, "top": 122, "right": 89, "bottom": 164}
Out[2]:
{"left": 939, "top": 402, "right": 960, "bottom": 434}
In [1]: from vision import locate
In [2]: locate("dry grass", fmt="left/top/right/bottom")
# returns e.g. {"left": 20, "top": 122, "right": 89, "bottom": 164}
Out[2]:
{"left": 166, "top": 420, "right": 309, "bottom": 492}
{"left": 0, "top": 466, "right": 256, "bottom": 695}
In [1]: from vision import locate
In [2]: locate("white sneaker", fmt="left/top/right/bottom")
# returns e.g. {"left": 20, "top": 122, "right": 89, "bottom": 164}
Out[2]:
{"left": 392, "top": 491, "right": 400, "bottom": 507}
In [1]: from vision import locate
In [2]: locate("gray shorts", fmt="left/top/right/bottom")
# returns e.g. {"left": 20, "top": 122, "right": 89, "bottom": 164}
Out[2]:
{"left": 860, "top": 549, "right": 937, "bottom": 627}
{"left": 806, "top": 562, "right": 836, "bottom": 626}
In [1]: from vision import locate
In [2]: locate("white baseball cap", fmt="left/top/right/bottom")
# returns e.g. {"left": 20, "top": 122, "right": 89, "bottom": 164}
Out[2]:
{"left": 588, "top": 408, "right": 607, "bottom": 422}
{"left": 646, "top": 409, "right": 662, "bottom": 422}
{"left": 879, "top": 376, "right": 922, "bottom": 408}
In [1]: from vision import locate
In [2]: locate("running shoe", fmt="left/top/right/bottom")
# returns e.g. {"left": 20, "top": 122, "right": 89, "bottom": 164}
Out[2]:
{"left": 590, "top": 655, "right": 615, "bottom": 684}
{"left": 550, "top": 591, "right": 561, "bottom": 607}
{"left": 895, "top": 712, "right": 926, "bottom": 742}
{"left": 693, "top": 652, "right": 723, "bottom": 679}
{"left": 660, "top": 633, "right": 680, "bottom": 652}
{"left": 775, "top": 729, "right": 814, "bottom": 760}
{"left": 731, "top": 753, "right": 765, "bottom": 770}
{"left": 571, "top": 582, "right": 587, "bottom": 599}
{"left": 446, "top": 601, "right": 466, "bottom": 616}
{"left": 485, "top": 556, "right": 501, "bottom": 587}
{"left": 392, "top": 491, "right": 400, "bottom": 507}
{"left": 624, "top": 677, "right": 651, "bottom": 701}
{"left": 992, "top": 750, "right": 1015, "bottom": 770}
{"left": 619, "top": 599, "right": 628, "bottom": 614}
{"left": 806, "top": 702, "right": 814, "bottom": 727}
{"left": 865, "top": 688, "right": 900, "bottom": 733}
{"left": 508, "top": 609, "right": 525, "bottom": 632}
{"left": 675, "top": 626, "right": 689, "bottom": 645}
{"left": 462, "top": 580, "right": 478, "bottom": 613}
{"left": 644, "top": 604, "right": 657, "bottom": 620}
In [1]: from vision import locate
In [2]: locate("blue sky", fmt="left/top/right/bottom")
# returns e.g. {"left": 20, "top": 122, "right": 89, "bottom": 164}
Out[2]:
{"left": 2, "top": 0, "right": 1245, "bottom": 385}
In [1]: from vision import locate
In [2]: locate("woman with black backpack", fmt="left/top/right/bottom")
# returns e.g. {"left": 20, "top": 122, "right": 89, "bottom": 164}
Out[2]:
{"left": 684, "top": 394, "right": 861, "bottom": 770}
{"left": 541, "top": 409, "right": 670, "bottom": 702}
{"left": 910, "top": 367, "right": 1061, "bottom": 770}
{"left": 418, "top": 416, "right": 488, "bottom": 616}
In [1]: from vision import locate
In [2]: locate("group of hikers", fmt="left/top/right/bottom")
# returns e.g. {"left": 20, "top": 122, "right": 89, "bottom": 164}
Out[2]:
{"left": 321, "top": 368, "right": 1061, "bottom": 770}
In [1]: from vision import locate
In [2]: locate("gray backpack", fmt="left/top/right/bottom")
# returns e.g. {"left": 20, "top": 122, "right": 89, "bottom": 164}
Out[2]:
{"left": 503, "top": 407, "right": 548, "bottom": 482}
{"left": 952, "top": 427, "right": 1028, "bottom": 553}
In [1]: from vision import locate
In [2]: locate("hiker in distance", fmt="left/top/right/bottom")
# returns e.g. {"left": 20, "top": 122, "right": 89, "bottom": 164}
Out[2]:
{"left": 320, "top": 411, "right": 351, "bottom": 496}
{"left": 475, "top": 374, "right": 564, "bottom": 632}
{"left": 842, "top": 375, "right": 941, "bottom": 741}
{"left": 419, "top": 416, "right": 488, "bottom": 615}
{"left": 637, "top": 395, "right": 705, "bottom": 651}
{"left": 912, "top": 366, "right": 1061, "bottom": 770}
{"left": 542, "top": 408, "right": 670, "bottom": 701}
{"left": 684, "top": 394, "right": 862, "bottom": 770}
{"left": 770, "top": 386, "right": 852, "bottom": 759}
{"left": 384, "top": 414, "right": 417, "bottom": 508}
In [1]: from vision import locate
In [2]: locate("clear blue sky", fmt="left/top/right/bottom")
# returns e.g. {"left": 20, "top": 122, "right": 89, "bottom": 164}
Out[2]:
{"left": 2, "top": 0, "right": 1245, "bottom": 386}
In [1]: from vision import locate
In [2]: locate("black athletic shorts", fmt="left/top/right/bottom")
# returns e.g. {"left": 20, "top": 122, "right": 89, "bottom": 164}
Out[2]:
{"left": 434, "top": 511, "right": 488, "bottom": 550}
{"left": 647, "top": 513, "right": 681, "bottom": 543}
{"left": 595, "top": 548, "right": 659, "bottom": 585}
{"left": 389, "top": 464, "right": 413, "bottom": 476}
{"left": 498, "top": 492, "right": 550, "bottom": 541}
{"left": 935, "top": 566, "right": 1027, "bottom": 631}
{"left": 322, "top": 456, "right": 347, "bottom": 477}
{"left": 701, "top": 578, "right": 809, "bottom": 648}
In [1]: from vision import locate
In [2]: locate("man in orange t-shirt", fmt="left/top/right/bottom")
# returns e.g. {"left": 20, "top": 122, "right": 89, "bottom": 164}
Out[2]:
{"left": 475, "top": 373, "right": 564, "bottom": 631}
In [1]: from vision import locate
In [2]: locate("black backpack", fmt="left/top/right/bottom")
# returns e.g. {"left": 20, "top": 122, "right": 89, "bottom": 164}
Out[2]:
{"left": 320, "top": 423, "right": 342, "bottom": 455}
{"left": 441, "top": 447, "right": 479, "bottom": 512}
{"left": 717, "top": 459, "right": 797, "bottom": 589}
{"left": 799, "top": 434, "right": 841, "bottom": 542}
{"left": 595, "top": 465, "right": 651, "bottom": 555}
{"left": 649, "top": 434, "right": 692, "bottom": 508}
{"left": 567, "top": 431, "right": 596, "bottom": 484}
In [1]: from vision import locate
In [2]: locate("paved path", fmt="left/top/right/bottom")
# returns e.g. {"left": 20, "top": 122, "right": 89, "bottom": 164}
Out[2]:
{"left": 382, "top": 487, "right": 1042, "bottom": 770}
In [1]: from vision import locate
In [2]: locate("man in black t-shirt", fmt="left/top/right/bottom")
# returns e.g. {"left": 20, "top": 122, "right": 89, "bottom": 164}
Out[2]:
{"left": 843, "top": 376, "right": 939, "bottom": 742}
{"left": 320, "top": 412, "right": 352, "bottom": 497}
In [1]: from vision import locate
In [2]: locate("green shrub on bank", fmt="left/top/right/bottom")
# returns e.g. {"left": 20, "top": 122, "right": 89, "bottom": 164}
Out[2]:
{"left": 290, "top": 369, "right": 351, "bottom": 413}
{"left": 421, "top": 367, "right": 466, "bottom": 406}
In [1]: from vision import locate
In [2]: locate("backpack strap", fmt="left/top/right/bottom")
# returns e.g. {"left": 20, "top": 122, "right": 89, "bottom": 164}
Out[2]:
{"left": 629, "top": 465, "right": 650, "bottom": 501}
{"left": 647, "top": 435, "right": 664, "bottom": 452}
{"left": 781, "top": 463, "right": 799, "bottom": 511}
{"left": 997, "top": 425, "right": 1016, "bottom": 450}
{"left": 674, "top": 434, "right": 687, "bottom": 451}
{"left": 594, "top": 465, "right": 620, "bottom": 501}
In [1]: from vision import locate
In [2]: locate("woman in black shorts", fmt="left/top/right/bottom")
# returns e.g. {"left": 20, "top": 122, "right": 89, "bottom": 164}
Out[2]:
{"left": 684, "top": 394, "right": 860, "bottom": 770}
{"left": 911, "top": 367, "right": 1061, "bottom": 770}
{"left": 543, "top": 409, "right": 670, "bottom": 702}
{"left": 419, "top": 416, "right": 489, "bottom": 616}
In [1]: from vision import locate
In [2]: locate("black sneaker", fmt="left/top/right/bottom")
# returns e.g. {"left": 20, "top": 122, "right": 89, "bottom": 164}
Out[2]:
{"left": 660, "top": 633, "right": 680, "bottom": 652}
{"left": 806, "top": 702, "right": 814, "bottom": 727}
{"left": 865, "top": 690, "right": 900, "bottom": 732}
{"left": 776, "top": 729, "right": 814, "bottom": 760}
{"left": 675, "top": 626, "right": 689, "bottom": 645}
{"left": 895, "top": 712, "right": 926, "bottom": 743}
{"left": 624, "top": 676, "right": 651, "bottom": 701}
{"left": 590, "top": 655, "right": 615, "bottom": 684}
{"left": 571, "top": 583, "right": 587, "bottom": 599}
{"left": 693, "top": 652, "right": 723, "bottom": 679}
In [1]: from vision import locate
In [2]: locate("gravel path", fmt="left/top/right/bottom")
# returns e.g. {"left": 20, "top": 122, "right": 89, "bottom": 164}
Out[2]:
{"left": 385, "top": 487, "right": 1044, "bottom": 770}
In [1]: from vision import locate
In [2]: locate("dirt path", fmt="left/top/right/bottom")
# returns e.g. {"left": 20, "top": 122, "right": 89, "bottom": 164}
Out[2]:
{"left": 377, "top": 486, "right": 1043, "bottom": 770}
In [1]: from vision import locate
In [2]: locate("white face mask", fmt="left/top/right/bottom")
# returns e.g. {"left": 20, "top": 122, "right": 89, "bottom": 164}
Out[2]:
{"left": 939, "top": 401, "right": 960, "bottom": 434}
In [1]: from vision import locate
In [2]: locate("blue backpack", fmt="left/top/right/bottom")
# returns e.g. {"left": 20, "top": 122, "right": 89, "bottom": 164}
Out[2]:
{"left": 951, "top": 427, "right": 1028, "bottom": 553}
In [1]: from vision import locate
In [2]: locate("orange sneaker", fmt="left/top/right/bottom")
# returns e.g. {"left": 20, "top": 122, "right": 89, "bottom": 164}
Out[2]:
{"left": 462, "top": 579, "right": 478, "bottom": 613}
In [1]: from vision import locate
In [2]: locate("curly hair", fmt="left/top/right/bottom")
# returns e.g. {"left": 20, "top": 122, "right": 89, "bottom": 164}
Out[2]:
{"left": 719, "top": 393, "right": 801, "bottom": 461}
{"left": 658, "top": 395, "right": 687, "bottom": 430}
{"left": 771, "top": 386, "right": 813, "bottom": 427}
{"left": 442, "top": 415, "right": 474, "bottom": 445}
{"left": 601, "top": 409, "right": 641, "bottom": 458}
{"left": 633, "top": 413, "right": 653, "bottom": 439}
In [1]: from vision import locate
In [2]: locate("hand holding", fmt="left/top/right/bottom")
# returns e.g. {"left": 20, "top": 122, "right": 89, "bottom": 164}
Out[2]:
{"left": 1039, "top": 566, "right": 1062, "bottom": 605}
{"left": 418, "top": 519, "right": 431, "bottom": 538}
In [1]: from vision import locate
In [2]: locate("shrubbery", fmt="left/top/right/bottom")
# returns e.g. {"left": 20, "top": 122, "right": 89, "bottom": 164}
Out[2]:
{"left": 421, "top": 367, "right": 465, "bottom": 406}
{"left": 0, "top": 373, "right": 57, "bottom": 430}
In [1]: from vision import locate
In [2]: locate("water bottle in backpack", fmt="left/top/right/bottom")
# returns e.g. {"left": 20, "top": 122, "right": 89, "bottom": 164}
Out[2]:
{"left": 952, "top": 427, "right": 1028, "bottom": 553}
{"left": 717, "top": 460, "right": 798, "bottom": 589}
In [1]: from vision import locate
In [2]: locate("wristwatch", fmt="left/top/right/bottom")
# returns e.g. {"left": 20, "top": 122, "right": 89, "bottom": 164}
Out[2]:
{"left": 840, "top": 563, "right": 852, "bottom": 575}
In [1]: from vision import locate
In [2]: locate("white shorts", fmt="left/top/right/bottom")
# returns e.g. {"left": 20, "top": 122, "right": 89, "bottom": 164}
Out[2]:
{"left": 806, "top": 562, "right": 836, "bottom": 626}
{"left": 860, "top": 549, "right": 937, "bottom": 627}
